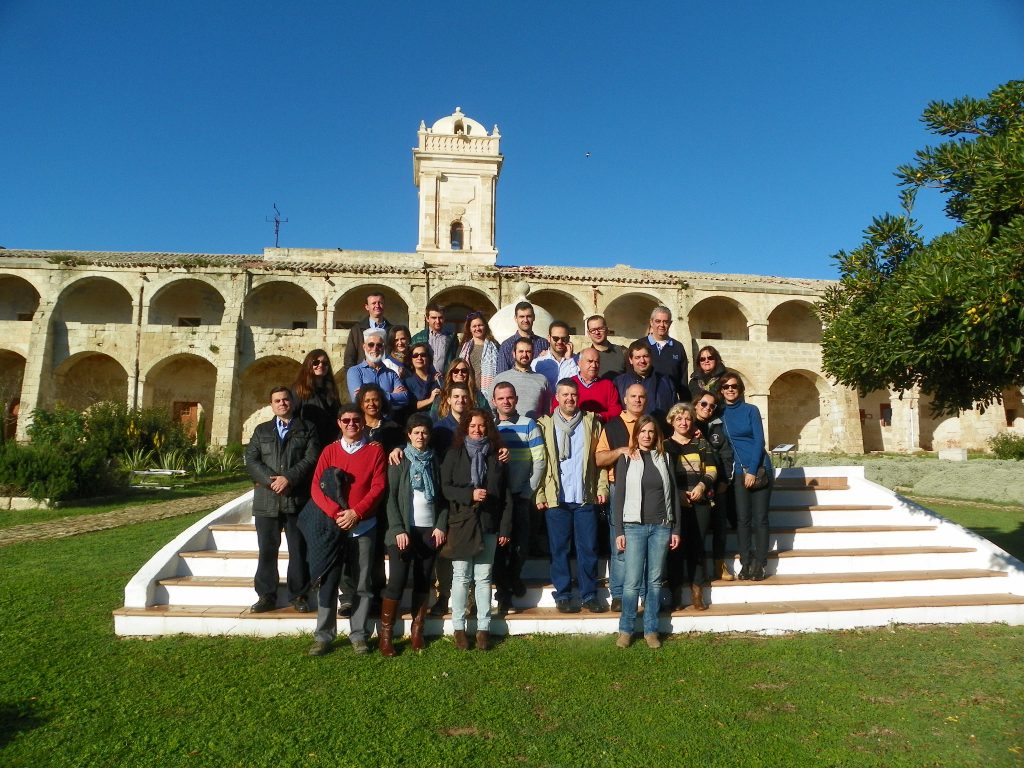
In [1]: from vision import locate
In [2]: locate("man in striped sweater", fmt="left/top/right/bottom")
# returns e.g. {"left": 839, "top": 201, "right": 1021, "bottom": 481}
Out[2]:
{"left": 492, "top": 381, "right": 547, "bottom": 615}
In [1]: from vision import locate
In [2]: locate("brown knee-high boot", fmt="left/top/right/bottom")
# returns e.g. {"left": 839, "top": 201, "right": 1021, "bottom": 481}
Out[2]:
{"left": 379, "top": 597, "right": 399, "bottom": 657}
{"left": 410, "top": 592, "right": 429, "bottom": 651}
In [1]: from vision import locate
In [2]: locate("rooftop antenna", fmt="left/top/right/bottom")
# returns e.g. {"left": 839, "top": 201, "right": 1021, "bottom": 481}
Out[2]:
{"left": 266, "top": 204, "right": 288, "bottom": 247}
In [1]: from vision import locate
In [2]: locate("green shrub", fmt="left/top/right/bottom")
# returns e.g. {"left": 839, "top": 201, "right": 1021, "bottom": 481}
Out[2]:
{"left": 989, "top": 432, "right": 1024, "bottom": 461}
{"left": 27, "top": 405, "right": 87, "bottom": 446}
{"left": 0, "top": 442, "right": 123, "bottom": 501}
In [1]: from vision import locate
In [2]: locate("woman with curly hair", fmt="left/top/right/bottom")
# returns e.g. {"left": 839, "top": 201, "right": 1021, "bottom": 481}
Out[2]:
{"left": 291, "top": 348, "right": 340, "bottom": 446}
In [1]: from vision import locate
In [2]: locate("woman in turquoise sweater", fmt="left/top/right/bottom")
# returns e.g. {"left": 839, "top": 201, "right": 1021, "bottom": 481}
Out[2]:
{"left": 719, "top": 371, "right": 773, "bottom": 581}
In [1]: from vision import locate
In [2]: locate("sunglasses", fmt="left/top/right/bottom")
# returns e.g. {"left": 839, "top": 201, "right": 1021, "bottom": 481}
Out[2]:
{"left": 699, "top": 356, "right": 716, "bottom": 362}
{"left": 720, "top": 383, "right": 740, "bottom": 391}
{"left": 365, "top": 342, "right": 383, "bottom": 349}
{"left": 411, "top": 352, "right": 428, "bottom": 359}
{"left": 551, "top": 335, "right": 570, "bottom": 343}
{"left": 451, "top": 369, "right": 469, "bottom": 375}
{"left": 340, "top": 417, "right": 363, "bottom": 425}
{"left": 312, "top": 359, "right": 329, "bottom": 367}
{"left": 696, "top": 401, "right": 716, "bottom": 409}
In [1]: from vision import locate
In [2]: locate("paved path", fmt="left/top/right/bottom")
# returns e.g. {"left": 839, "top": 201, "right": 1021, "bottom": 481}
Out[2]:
{"left": 0, "top": 490, "right": 243, "bottom": 547}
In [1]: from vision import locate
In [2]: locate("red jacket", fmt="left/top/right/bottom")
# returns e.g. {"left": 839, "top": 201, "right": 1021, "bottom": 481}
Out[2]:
{"left": 310, "top": 441, "right": 387, "bottom": 521}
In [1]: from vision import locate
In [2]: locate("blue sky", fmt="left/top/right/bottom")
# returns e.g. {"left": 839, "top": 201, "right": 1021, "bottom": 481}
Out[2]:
{"left": 1, "top": 2, "right": 1020, "bottom": 279}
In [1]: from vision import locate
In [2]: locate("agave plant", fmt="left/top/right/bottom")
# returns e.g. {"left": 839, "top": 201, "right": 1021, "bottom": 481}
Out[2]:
{"left": 189, "top": 451, "right": 215, "bottom": 477}
{"left": 120, "top": 448, "right": 155, "bottom": 472}
{"left": 157, "top": 448, "right": 188, "bottom": 472}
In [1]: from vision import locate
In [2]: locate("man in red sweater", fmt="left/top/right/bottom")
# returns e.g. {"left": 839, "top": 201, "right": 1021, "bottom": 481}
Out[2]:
{"left": 551, "top": 347, "right": 622, "bottom": 422}
{"left": 308, "top": 404, "right": 387, "bottom": 656}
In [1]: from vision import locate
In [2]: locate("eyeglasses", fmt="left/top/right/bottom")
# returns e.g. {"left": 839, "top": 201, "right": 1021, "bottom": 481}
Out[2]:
{"left": 411, "top": 352, "right": 428, "bottom": 359}
{"left": 696, "top": 401, "right": 716, "bottom": 409}
{"left": 587, "top": 326, "right": 606, "bottom": 333}
{"left": 720, "top": 383, "right": 740, "bottom": 391}
{"left": 340, "top": 417, "right": 363, "bottom": 425}
{"left": 699, "top": 356, "right": 716, "bottom": 362}
{"left": 550, "top": 335, "right": 569, "bottom": 343}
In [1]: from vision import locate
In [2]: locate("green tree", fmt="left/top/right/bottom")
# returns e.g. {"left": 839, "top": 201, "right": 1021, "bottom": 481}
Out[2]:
{"left": 819, "top": 80, "right": 1024, "bottom": 415}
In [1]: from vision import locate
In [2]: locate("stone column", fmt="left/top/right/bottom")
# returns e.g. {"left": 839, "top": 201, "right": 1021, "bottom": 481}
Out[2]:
{"left": 210, "top": 303, "right": 243, "bottom": 446}
{"left": 15, "top": 301, "right": 55, "bottom": 440}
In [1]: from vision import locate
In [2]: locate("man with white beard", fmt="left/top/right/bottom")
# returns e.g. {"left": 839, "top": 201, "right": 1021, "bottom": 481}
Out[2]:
{"left": 346, "top": 328, "right": 408, "bottom": 409}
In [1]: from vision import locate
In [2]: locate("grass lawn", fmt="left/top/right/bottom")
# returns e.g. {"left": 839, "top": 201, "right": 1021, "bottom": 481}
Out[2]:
{"left": 2, "top": 506, "right": 1024, "bottom": 767}
{"left": 907, "top": 496, "right": 1024, "bottom": 562}
{"left": 0, "top": 476, "right": 250, "bottom": 530}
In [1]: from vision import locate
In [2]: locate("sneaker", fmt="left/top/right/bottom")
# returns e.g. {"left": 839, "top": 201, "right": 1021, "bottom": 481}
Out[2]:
{"left": 555, "top": 600, "right": 580, "bottom": 614}
{"left": 616, "top": 631, "right": 632, "bottom": 649}
{"left": 307, "top": 640, "right": 332, "bottom": 656}
{"left": 583, "top": 598, "right": 608, "bottom": 614}
{"left": 250, "top": 596, "right": 276, "bottom": 614}
{"left": 290, "top": 596, "right": 311, "bottom": 613}
{"left": 644, "top": 633, "right": 662, "bottom": 649}
{"left": 610, "top": 597, "right": 622, "bottom": 612}
{"left": 351, "top": 638, "right": 369, "bottom": 655}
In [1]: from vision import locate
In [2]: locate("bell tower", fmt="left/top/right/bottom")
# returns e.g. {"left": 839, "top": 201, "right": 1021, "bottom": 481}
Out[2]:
{"left": 413, "top": 107, "right": 503, "bottom": 267}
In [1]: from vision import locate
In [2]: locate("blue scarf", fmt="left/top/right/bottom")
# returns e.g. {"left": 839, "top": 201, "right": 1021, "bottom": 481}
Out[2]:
{"left": 403, "top": 444, "right": 436, "bottom": 502}
{"left": 465, "top": 436, "right": 490, "bottom": 488}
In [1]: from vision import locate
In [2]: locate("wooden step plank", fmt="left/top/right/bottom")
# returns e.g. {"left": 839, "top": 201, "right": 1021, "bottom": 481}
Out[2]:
{"left": 770, "top": 545, "right": 974, "bottom": 559}
{"left": 711, "top": 569, "right": 1005, "bottom": 586}
{"left": 113, "top": 593, "right": 1024, "bottom": 621}
{"left": 770, "top": 504, "right": 893, "bottom": 511}
{"left": 773, "top": 477, "right": 850, "bottom": 490}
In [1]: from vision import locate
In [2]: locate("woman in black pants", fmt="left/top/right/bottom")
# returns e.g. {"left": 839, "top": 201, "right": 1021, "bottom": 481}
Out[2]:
{"left": 719, "top": 371, "right": 774, "bottom": 581}
{"left": 379, "top": 414, "right": 447, "bottom": 656}
{"left": 664, "top": 402, "right": 717, "bottom": 610}
{"left": 693, "top": 388, "right": 736, "bottom": 581}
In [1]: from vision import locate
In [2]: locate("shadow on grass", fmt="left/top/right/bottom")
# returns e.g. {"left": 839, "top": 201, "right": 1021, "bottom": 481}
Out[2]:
{"left": 0, "top": 701, "right": 49, "bottom": 747}
{"left": 973, "top": 522, "right": 1024, "bottom": 563}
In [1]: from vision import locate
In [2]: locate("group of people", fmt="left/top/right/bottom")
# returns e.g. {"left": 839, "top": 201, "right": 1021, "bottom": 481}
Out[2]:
{"left": 243, "top": 291, "right": 774, "bottom": 656}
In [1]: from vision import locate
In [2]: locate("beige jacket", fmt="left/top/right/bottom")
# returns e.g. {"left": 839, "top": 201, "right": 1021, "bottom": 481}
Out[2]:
{"left": 535, "top": 411, "right": 609, "bottom": 507}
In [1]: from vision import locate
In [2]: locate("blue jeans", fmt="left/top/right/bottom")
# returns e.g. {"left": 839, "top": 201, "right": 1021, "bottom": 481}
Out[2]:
{"left": 451, "top": 533, "right": 497, "bottom": 631}
{"left": 618, "top": 523, "right": 671, "bottom": 636}
{"left": 546, "top": 503, "right": 599, "bottom": 603}
{"left": 606, "top": 485, "right": 625, "bottom": 599}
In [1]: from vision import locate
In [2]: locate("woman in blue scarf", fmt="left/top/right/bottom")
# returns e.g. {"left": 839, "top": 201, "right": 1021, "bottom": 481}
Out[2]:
{"left": 440, "top": 408, "right": 512, "bottom": 651}
{"left": 379, "top": 414, "right": 448, "bottom": 657}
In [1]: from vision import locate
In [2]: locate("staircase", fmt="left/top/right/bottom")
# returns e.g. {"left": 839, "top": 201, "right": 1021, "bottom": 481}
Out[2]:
{"left": 113, "top": 466, "right": 1024, "bottom": 637}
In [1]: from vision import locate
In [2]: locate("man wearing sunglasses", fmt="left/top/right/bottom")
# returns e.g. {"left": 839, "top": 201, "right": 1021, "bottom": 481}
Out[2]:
{"left": 346, "top": 329, "right": 408, "bottom": 409}
{"left": 307, "top": 404, "right": 387, "bottom": 656}
{"left": 343, "top": 291, "right": 392, "bottom": 370}
{"left": 531, "top": 320, "right": 580, "bottom": 391}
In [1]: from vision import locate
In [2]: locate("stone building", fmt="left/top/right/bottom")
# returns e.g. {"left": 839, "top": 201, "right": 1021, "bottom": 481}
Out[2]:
{"left": 1, "top": 108, "right": 1019, "bottom": 451}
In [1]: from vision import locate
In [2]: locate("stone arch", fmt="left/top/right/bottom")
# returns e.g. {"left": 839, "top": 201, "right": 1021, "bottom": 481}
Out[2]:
{"left": 1003, "top": 387, "right": 1024, "bottom": 431}
{"left": 244, "top": 281, "right": 318, "bottom": 330}
{"left": 603, "top": 292, "right": 662, "bottom": 341}
{"left": 429, "top": 286, "right": 498, "bottom": 335}
{"left": 239, "top": 355, "right": 303, "bottom": 441}
{"left": 688, "top": 296, "right": 750, "bottom": 342}
{"left": 333, "top": 284, "right": 411, "bottom": 332}
{"left": 528, "top": 289, "right": 586, "bottom": 336}
{"left": 768, "top": 370, "right": 829, "bottom": 451}
{"left": 52, "top": 352, "right": 129, "bottom": 410}
{"left": 0, "top": 350, "right": 26, "bottom": 440}
{"left": 148, "top": 278, "right": 226, "bottom": 326}
{"left": 767, "top": 300, "right": 822, "bottom": 343}
{"left": 917, "top": 392, "right": 962, "bottom": 452}
{"left": 142, "top": 354, "right": 217, "bottom": 442}
{"left": 56, "top": 276, "right": 134, "bottom": 324}
{"left": 0, "top": 274, "right": 41, "bottom": 320}
{"left": 858, "top": 388, "right": 894, "bottom": 452}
